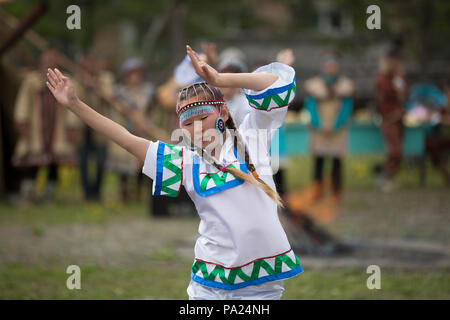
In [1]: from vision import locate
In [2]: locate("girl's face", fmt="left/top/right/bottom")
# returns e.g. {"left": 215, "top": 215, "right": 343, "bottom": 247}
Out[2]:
{"left": 180, "top": 97, "right": 229, "bottom": 150}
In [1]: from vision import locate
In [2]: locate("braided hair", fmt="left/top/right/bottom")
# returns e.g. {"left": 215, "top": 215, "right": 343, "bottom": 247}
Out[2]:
{"left": 177, "top": 82, "right": 283, "bottom": 208}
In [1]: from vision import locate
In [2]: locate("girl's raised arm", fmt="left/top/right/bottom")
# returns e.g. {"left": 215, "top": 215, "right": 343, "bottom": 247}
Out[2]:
{"left": 46, "top": 68, "right": 150, "bottom": 163}
{"left": 186, "top": 45, "right": 278, "bottom": 91}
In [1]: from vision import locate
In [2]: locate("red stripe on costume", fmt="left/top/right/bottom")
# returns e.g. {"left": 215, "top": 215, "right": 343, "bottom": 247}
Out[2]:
{"left": 194, "top": 248, "right": 292, "bottom": 270}
{"left": 248, "top": 102, "right": 292, "bottom": 112}
{"left": 176, "top": 147, "right": 184, "bottom": 197}
{"left": 198, "top": 160, "right": 239, "bottom": 175}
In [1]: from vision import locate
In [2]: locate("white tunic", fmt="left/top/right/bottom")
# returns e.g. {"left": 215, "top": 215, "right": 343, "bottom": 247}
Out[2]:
{"left": 142, "top": 62, "right": 302, "bottom": 290}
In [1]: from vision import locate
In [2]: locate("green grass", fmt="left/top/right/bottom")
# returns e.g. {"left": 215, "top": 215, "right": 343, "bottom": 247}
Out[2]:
{"left": 0, "top": 200, "right": 146, "bottom": 226}
{"left": 0, "top": 263, "right": 448, "bottom": 299}
{"left": 0, "top": 262, "right": 192, "bottom": 299}
{"left": 284, "top": 267, "right": 450, "bottom": 299}
{"left": 0, "top": 158, "right": 448, "bottom": 299}
{"left": 0, "top": 165, "right": 149, "bottom": 226}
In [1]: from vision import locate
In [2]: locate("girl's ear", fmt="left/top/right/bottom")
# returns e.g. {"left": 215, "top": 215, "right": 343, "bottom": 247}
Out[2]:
{"left": 221, "top": 104, "right": 230, "bottom": 122}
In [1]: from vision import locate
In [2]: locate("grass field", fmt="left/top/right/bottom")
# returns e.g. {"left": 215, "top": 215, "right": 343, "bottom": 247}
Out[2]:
{"left": 1, "top": 262, "right": 448, "bottom": 299}
{"left": 0, "top": 155, "right": 448, "bottom": 299}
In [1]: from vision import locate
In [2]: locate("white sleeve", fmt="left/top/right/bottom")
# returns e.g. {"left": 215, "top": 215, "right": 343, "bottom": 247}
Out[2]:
{"left": 239, "top": 62, "right": 296, "bottom": 151}
{"left": 142, "top": 140, "right": 184, "bottom": 197}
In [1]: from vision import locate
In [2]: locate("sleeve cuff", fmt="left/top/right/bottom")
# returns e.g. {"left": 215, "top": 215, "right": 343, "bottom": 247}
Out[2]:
{"left": 244, "top": 62, "right": 296, "bottom": 111}
{"left": 142, "top": 140, "right": 159, "bottom": 181}
{"left": 142, "top": 140, "right": 184, "bottom": 197}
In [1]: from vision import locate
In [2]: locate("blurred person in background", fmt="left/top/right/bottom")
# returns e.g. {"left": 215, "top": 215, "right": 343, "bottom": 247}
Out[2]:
{"left": 425, "top": 82, "right": 450, "bottom": 187}
{"left": 375, "top": 49, "right": 408, "bottom": 192}
{"left": 12, "top": 49, "right": 82, "bottom": 204}
{"left": 77, "top": 54, "right": 115, "bottom": 202}
{"left": 153, "top": 73, "right": 183, "bottom": 217}
{"left": 304, "top": 50, "right": 355, "bottom": 201}
{"left": 216, "top": 47, "right": 251, "bottom": 126}
{"left": 108, "top": 57, "right": 155, "bottom": 203}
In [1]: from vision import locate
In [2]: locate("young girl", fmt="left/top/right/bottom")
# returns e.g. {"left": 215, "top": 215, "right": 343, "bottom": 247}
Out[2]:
{"left": 45, "top": 45, "right": 302, "bottom": 300}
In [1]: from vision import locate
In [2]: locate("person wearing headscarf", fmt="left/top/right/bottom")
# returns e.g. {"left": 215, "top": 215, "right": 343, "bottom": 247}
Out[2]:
{"left": 76, "top": 55, "right": 115, "bottom": 202}
{"left": 12, "top": 49, "right": 82, "bottom": 203}
{"left": 425, "top": 83, "right": 450, "bottom": 187}
{"left": 304, "top": 50, "right": 355, "bottom": 201}
{"left": 108, "top": 57, "right": 155, "bottom": 202}
{"left": 375, "top": 49, "right": 408, "bottom": 192}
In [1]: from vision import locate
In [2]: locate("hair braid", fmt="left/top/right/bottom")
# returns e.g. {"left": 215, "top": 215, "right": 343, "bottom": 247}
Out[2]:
{"left": 225, "top": 116, "right": 284, "bottom": 208}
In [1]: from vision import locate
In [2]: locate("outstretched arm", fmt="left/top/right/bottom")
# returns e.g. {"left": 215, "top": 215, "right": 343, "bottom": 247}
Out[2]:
{"left": 186, "top": 45, "right": 278, "bottom": 91}
{"left": 46, "top": 68, "right": 150, "bottom": 163}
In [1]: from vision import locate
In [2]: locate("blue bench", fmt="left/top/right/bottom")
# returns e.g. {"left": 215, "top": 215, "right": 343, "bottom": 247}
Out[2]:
{"left": 272, "top": 122, "right": 429, "bottom": 185}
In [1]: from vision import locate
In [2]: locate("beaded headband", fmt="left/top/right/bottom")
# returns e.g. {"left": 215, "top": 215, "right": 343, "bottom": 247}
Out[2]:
{"left": 179, "top": 105, "right": 215, "bottom": 126}
{"left": 176, "top": 100, "right": 224, "bottom": 117}
{"left": 177, "top": 100, "right": 225, "bottom": 127}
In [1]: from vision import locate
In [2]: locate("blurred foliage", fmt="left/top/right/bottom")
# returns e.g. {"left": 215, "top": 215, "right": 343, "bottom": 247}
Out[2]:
{"left": 3, "top": 1, "right": 259, "bottom": 59}
{"left": 4, "top": 0, "right": 167, "bottom": 48}
{"left": 3, "top": 0, "right": 450, "bottom": 72}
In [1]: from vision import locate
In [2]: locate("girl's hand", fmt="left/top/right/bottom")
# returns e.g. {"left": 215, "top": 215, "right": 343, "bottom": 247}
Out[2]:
{"left": 46, "top": 68, "right": 79, "bottom": 108}
{"left": 186, "top": 45, "right": 221, "bottom": 86}
{"left": 187, "top": 44, "right": 278, "bottom": 91}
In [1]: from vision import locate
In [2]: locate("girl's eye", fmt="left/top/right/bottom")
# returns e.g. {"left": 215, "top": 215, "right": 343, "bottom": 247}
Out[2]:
{"left": 201, "top": 116, "right": 208, "bottom": 120}
{"left": 185, "top": 122, "right": 192, "bottom": 126}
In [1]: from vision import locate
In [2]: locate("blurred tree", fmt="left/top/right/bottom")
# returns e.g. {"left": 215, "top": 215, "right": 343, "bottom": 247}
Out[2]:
{"left": 3, "top": 0, "right": 449, "bottom": 78}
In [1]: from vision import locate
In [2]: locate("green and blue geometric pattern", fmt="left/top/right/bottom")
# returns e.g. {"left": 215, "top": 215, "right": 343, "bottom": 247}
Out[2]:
{"left": 153, "top": 142, "right": 183, "bottom": 197}
{"left": 246, "top": 83, "right": 296, "bottom": 111}
{"left": 199, "top": 163, "right": 238, "bottom": 191}
{"left": 191, "top": 249, "right": 303, "bottom": 290}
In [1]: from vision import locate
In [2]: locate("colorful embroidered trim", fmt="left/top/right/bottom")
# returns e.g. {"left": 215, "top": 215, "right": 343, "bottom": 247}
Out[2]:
{"left": 245, "top": 76, "right": 296, "bottom": 111}
{"left": 191, "top": 249, "right": 303, "bottom": 290}
{"left": 192, "top": 147, "right": 248, "bottom": 197}
{"left": 153, "top": 142, "right": 183, "bottom": 197}
{"left": 199, "top": 162, "right": 238, "bottom": 192}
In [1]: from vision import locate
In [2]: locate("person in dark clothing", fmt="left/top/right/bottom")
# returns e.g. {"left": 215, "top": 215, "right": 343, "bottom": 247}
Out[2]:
{"left": 425, "top": 84, "right": 450, "bottom": 187}
{"left": 375, "top": 49, "right": 408, "bottom": 192}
